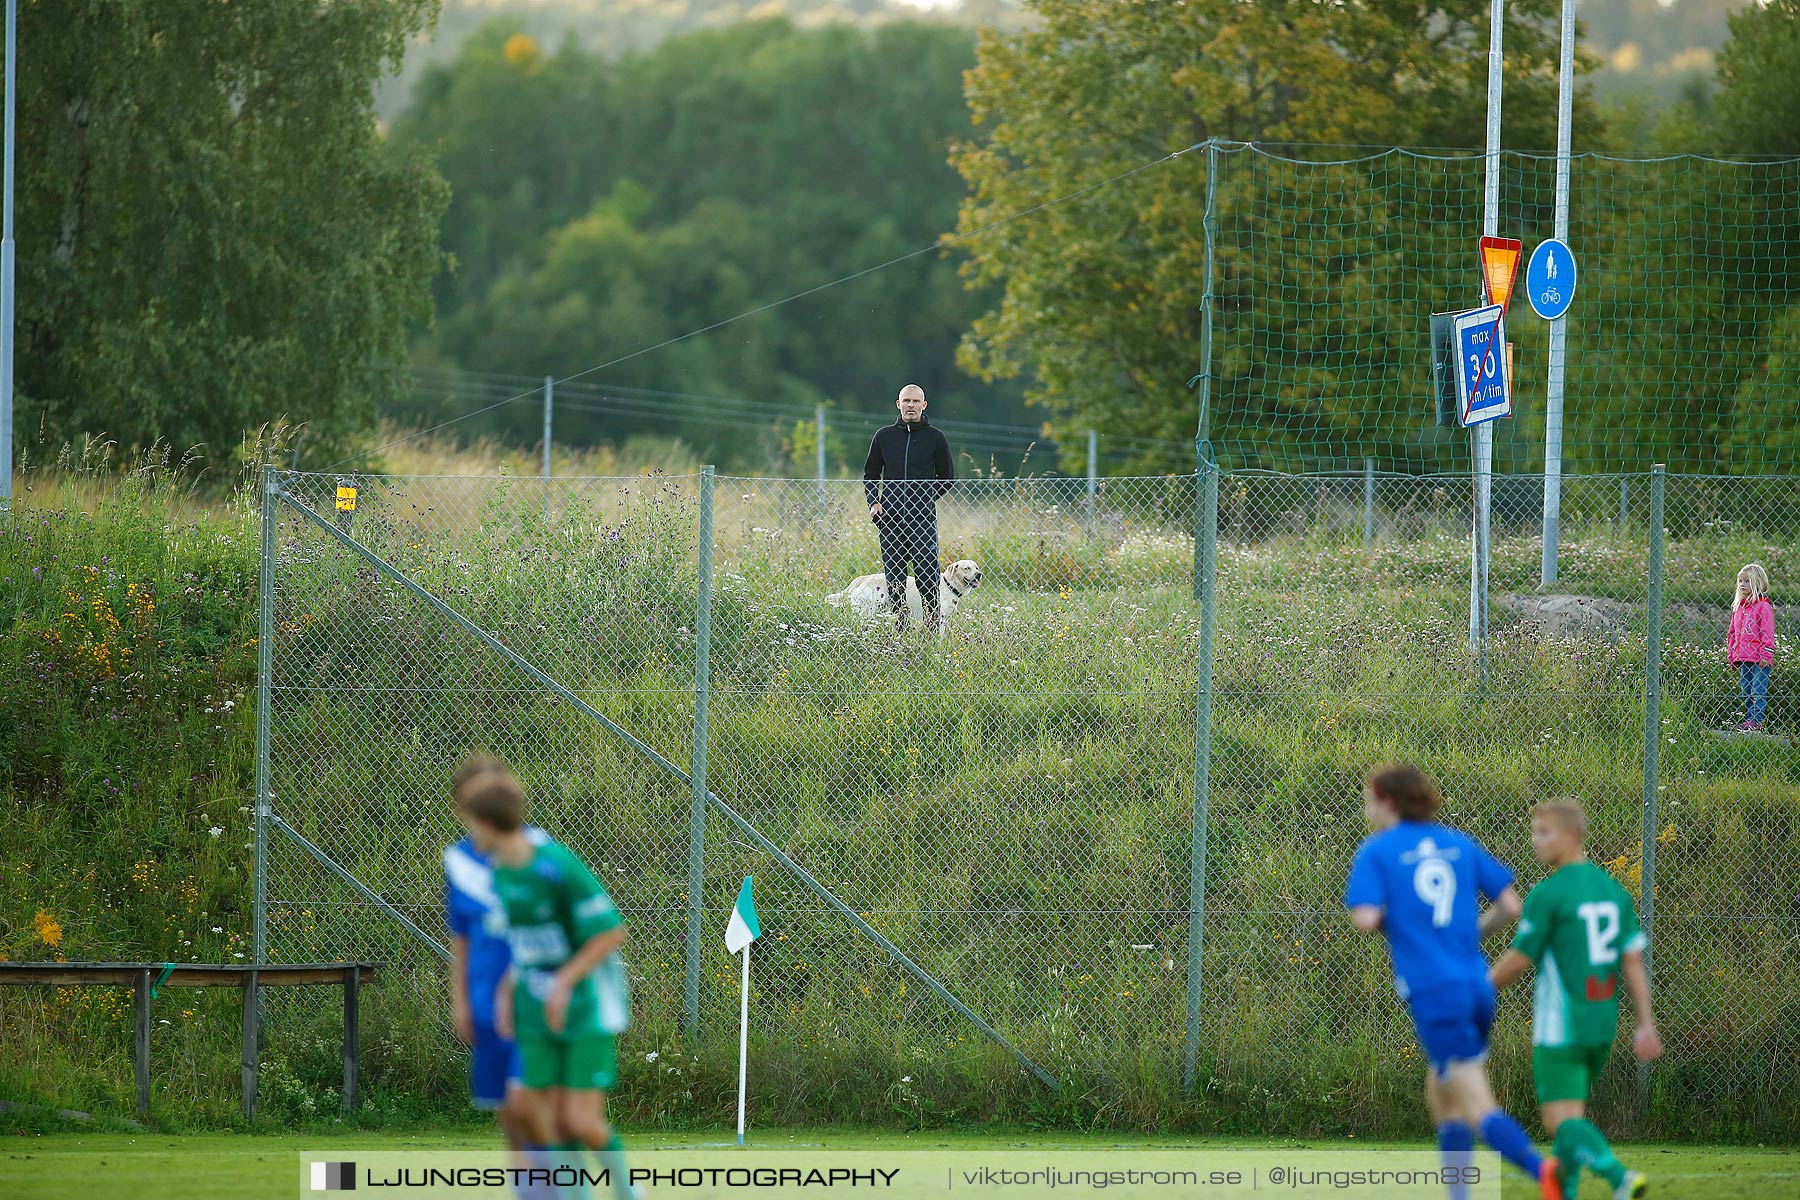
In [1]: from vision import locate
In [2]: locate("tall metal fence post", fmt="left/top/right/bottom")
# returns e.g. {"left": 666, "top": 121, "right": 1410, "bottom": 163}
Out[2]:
{"left": 1191, "top": 139, "right": 1218, "bottom": 602}
{"left": 542, "top": 376, "right": 554, "bottom": 482}
{"left": 1086, "top": 430, "right": 1097, "bottom": 525}
{"left": 1184, "top": 453, "right": 1219, "bottom": 1092}
{"left": 1363, "top": 458, "right": 1375, "bottom": 546}
{"left": 254, "top": 469, "right": 276, "bottom": 967}
{"left": 542, "top": 376, "right": 555, "bottom": 520}
{"left": 815, "top": 405, "right": 827, "bottom": 515}
{"left": 1620, "top": 476, "right": 1630, "bottom": 528}
{"left": 1637, "top": 464, "right": 1665, "bottom": 1120}
{"left": 1183, "top": 138, "right": 1220, "bottom": 1091}
{"left": 684, "top": 466, "right": 717, "bottom": 1035}
{"left": 1540, "top": 0, "right": 1577, "bottom": 587}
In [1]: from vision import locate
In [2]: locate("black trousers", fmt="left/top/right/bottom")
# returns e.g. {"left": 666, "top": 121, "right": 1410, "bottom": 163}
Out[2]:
{"left": 876, "top": 506, "right": 940, "bottom": 616}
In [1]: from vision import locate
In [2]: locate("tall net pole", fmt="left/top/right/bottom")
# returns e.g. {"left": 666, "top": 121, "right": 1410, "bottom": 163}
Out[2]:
{"left": 0, "top": 0, "right": 16, "bottom": 521}
{"left": 1471, "top": 0, "right": 1505, "bottom": 655}
{"left": 1540, "top": 0, "right": 1578, "bottom": 585}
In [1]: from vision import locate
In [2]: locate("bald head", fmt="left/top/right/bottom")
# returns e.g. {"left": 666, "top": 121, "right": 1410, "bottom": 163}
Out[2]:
{"left": 896, "top": 384, "right": 926, "bottom": 424}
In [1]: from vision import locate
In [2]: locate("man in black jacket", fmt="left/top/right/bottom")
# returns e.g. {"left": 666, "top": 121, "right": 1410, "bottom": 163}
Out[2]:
{"left": 863, "top": 384, "right": 954, "bottom": 630}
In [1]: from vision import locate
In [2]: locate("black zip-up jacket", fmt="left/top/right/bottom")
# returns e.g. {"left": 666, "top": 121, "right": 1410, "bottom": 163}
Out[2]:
{"left": 863, "top": 416, "right": 953, "bottom": 510}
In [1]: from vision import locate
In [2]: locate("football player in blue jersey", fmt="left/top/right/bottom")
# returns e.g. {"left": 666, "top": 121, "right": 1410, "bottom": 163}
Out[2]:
{"left": 1344, "top": 763, "right": 1562, "bottom": 1200}
{"left": 445, "top": 756, "right": 551, "bottom": 1150}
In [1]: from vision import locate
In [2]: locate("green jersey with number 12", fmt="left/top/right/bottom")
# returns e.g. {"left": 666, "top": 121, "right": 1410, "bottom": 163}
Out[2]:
{"left": 1512, "top": 860, "right": 1646, "bottom": 1048}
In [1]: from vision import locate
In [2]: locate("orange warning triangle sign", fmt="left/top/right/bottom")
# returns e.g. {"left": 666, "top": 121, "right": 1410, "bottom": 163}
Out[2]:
{"left": 1480, "top": 236, "right": 1523, "bottom": 314}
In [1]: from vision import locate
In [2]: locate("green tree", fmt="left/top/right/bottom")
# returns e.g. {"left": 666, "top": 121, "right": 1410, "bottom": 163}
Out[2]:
{"left": 398, "top": 18, "right": 1031, "bottom": 463}
{"left": 1714, "top": 0, "right": 1800, "bottom": 157}
{"left": 15, "top": 1, "right": 447, "bottom": 471}
{"left": 1711, "top": 0, "right": 1800, "bottom": 472}
{"left": 386, "top": 23, "right": 615, "bottom": 320}
{"left": 1723, "top": 299, "right": 1800, "bottom": 473}
{"left": 953, "top": 0, "right": 1598, "bottom": 472}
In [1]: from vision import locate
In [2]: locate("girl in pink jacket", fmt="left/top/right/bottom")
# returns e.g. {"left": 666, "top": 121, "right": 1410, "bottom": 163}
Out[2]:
{"left": 1728, "top": 562, "right": 1774, "bottom": 731}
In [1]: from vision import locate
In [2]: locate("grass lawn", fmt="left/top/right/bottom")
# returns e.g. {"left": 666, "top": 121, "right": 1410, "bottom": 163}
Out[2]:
{"left": 5, "top": 1127, "right": 1795, "bottom": 1199}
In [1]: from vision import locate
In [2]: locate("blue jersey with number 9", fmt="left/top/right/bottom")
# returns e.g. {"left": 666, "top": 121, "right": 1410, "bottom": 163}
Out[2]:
{"left": 1344, "top": 822, "right": 1514, "bottom": 1013}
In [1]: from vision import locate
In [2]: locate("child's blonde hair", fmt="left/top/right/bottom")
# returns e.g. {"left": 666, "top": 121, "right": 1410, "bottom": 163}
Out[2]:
{"left": 1734, "top": 562, "right": 1770, "bottom": 611}
{"left": 1533, "top": 799, "right": 1588, "bottom": 841}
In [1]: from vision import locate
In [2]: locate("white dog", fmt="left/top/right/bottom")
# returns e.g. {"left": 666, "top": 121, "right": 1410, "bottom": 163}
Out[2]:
{"left": 827, "top": 559, "right": 983, "bottom": 634}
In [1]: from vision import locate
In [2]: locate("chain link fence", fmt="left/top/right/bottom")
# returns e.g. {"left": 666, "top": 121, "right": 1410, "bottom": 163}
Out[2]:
{"left": 259, "top": 471, "right": 702, "bottom": 1100}
{"left": 257, "top": 465, "right": 1795, "bottom": 1136}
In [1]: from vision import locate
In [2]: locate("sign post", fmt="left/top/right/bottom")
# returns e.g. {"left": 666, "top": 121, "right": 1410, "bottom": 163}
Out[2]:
{"left": 1541, "top": 0, "right": 1579, "bottom": 586}
{"left": 1469, "top": 233, "right": 1519, "bottom": 658}
{"left": 1534, "top": 233, "right": 1579, "bottom": 584}
{"left": 1473, "top": 0, "right": 1508, "bottom": 660}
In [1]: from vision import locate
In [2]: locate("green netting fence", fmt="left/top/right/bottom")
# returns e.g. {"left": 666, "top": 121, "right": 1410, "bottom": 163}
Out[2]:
{"left": 1196, "top": 143, "right": 1800, "bottom": 477}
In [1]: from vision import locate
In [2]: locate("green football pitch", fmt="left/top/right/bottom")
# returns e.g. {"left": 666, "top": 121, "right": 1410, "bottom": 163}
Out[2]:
{"left": 5, "top": 1128, "right": 1795, "bottom": 1199}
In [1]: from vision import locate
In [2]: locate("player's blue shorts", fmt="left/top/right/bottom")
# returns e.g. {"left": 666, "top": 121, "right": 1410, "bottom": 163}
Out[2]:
{"left": 470, "top": 1022, "right": 524, "bottom": 1110}
{"left": 1407, "top": 980, "right": 1496, "bottom": 1079}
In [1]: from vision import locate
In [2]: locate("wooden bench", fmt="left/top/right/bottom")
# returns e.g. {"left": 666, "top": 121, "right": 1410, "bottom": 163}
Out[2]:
{"left": 0, "top": 961, "right": 380, "bottom": 1120}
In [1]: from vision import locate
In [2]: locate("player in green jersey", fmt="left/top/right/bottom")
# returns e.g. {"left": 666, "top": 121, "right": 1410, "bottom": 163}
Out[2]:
{"left": 1491, "top": 801, "right": 1663, "bottom": 1200}
{"left": 457, "top": 761, "right": 637, "bottom": 1200}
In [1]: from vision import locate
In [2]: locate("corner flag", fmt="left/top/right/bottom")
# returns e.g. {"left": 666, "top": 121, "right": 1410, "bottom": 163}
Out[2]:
{"left": 725, "top": 875, "right": 762, "bottom": 1146}
{"left": 725, "top": 876, "right": 761, "bottom": 954}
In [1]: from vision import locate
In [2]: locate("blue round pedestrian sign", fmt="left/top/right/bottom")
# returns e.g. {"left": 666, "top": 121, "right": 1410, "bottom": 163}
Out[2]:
{"left": 1526, "top": 238, "right": 1578, "bottom": 320}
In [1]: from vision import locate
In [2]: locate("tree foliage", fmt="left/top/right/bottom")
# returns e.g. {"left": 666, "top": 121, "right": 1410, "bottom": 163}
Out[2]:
{"left": 951, "top": 0, "right": 1602, "bottom": 472}
{"left": 391, "top": 19, "right": 1027, "bottom": 458}
{"left": 13, "top": 1, "right": 448, "bottom": 472}
{"left": 1712, "top": 0, "right": 1800, "bottom": 470}
{"left": 1714, "top": 0, "right": 1800, "bottom": 158}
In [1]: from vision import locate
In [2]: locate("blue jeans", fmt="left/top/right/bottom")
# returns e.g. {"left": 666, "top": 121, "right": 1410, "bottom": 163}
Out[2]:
{"left": 1739, "top": 662, "right": 1770, "bottom": 725}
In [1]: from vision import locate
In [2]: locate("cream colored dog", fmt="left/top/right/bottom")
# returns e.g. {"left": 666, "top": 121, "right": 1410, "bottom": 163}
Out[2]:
{"left": 827, "top": 559, "right": 983, "bottom": 634}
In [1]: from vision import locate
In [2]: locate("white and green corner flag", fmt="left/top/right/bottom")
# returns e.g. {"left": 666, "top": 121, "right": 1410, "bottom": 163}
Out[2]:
{"left": 726, "top": 875, "right": 761, "bottom": 1145}
{"left": 725, "top": 875, "right": 761, "bottom": 954}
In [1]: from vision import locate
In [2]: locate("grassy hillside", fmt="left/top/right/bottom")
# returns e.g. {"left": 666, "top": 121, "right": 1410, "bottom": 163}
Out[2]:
{"left": 3, "top": 453, "right": 1795, "bottom": 1138}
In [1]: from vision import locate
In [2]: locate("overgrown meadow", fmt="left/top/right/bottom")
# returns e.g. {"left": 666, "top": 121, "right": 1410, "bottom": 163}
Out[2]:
{"left": 3, "top": 456, "right": 1795, "bottom": 1140}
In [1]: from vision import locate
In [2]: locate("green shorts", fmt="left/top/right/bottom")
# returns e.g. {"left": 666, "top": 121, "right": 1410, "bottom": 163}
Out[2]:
{"left": 517, "top": 1033, "right": 617, "bottom": 1091}
{"left": 1533, "top": 1042, "right": 1611, "bottom": 1104}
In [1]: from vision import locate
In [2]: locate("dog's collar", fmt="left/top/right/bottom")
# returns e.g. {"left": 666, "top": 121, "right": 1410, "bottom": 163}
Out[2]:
{"left": 942, "top": 571, "right": 967, "bottom": 600}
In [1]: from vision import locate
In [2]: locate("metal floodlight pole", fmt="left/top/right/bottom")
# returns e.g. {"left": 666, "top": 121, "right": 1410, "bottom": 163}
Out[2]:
{"left": 1472, "top": 0, "right": 1505, "bottom": 655}
{"left": 1541, "top": 0, "right": 1577, "bottom": 586}
{"left": 0, "top": 0, "right": 16, "bottom": 521}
